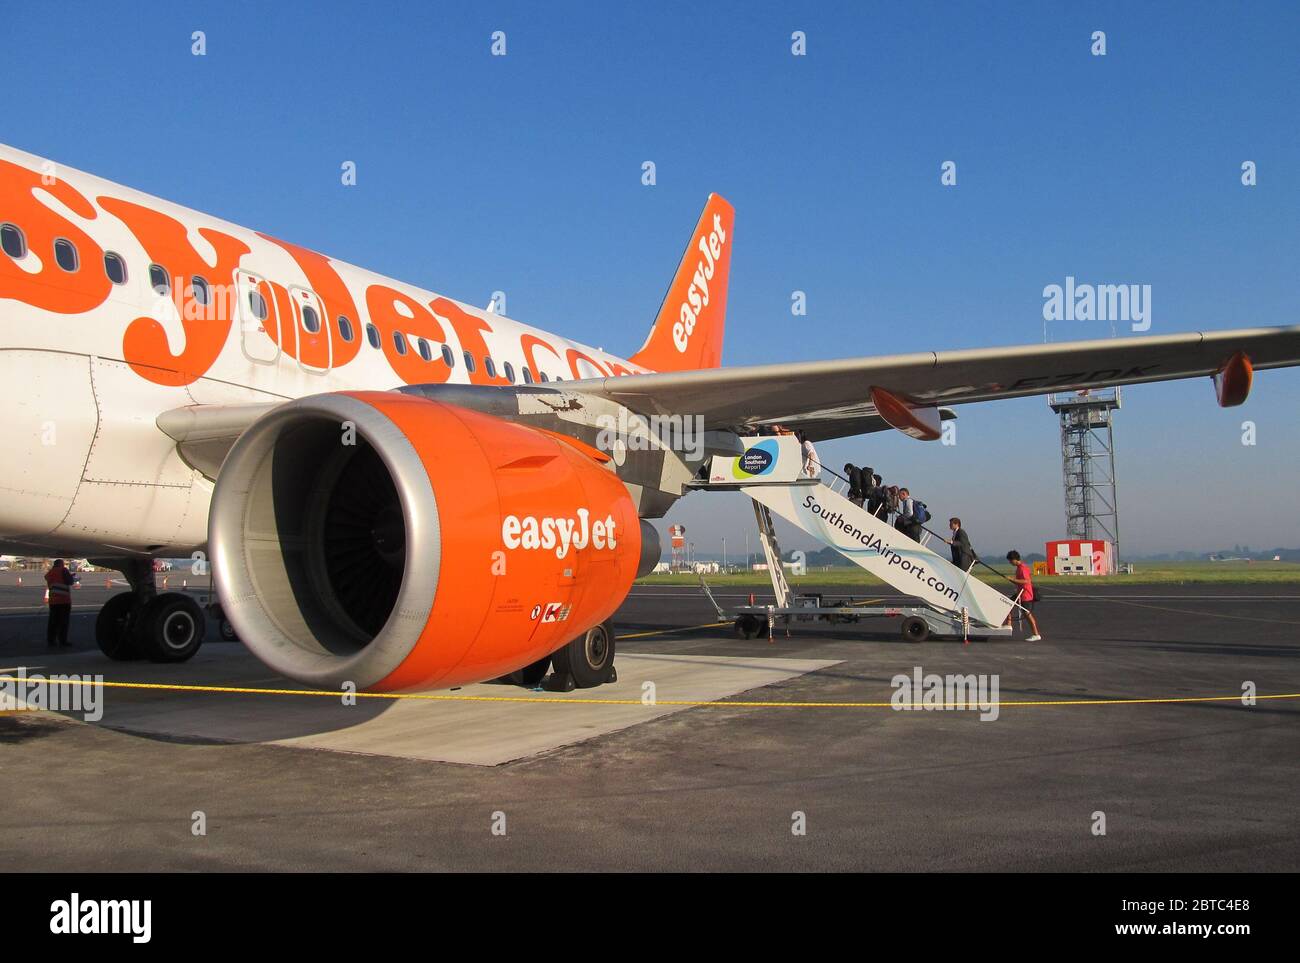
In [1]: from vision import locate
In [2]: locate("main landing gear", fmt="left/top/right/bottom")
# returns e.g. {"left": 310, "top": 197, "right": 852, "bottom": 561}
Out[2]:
{"left": 91, "top": 558, "right": 205, "bottom": 663}
{"left": 497, "top": 619, "right": 618, "bottom": 691}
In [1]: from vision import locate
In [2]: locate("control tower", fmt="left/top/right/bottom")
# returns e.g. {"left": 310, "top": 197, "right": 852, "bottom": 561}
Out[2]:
{"left": 1048, "top": 388, "right": 1122, "bottom": 564}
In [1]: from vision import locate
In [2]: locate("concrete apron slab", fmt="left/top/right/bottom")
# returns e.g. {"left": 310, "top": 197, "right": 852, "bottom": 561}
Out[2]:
{"left": 3, "top": 648, "right": 840, "bottom": 766}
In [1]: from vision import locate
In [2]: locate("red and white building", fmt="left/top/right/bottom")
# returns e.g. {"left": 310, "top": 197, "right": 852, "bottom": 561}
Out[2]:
{"left": 1046, "top": 539, "right": 1114, "bottom": 575}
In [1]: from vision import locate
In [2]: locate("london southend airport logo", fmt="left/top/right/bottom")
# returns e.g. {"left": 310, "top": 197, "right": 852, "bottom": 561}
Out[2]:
{"left": 672, "top": 211, "right": 728, "bottom": 353}
{"left": 731, "top": 439, "right": 778, "bottom": 479}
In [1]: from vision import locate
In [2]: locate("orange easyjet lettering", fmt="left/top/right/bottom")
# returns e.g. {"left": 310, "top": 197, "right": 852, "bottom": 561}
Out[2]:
{"left": 260, "top": 234, "right": 362, "bottom": 369}
{"left": 521, "top": 333, "right": 562, "bottom": 382}
{"left": 99, "top": 196, "right": 250, "bottom": 386}
{"left": 0, "top": 159, "right": 110, "bottom": 314}
{"left": 432, "top": 297, "right": 511, "bottom": 385}
{"left": 364, "top": 283, "right": 451, "bottom": 385}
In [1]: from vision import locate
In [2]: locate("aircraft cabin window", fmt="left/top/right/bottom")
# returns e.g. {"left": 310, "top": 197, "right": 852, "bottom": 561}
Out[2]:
{"left": 248, "top": 290, "right": 268, "bottom": 321}
{"left": 484, "top": 357, "right": 497, "bottom": 379}
{"left": 366, "top": 323, "right": 380, "bottom": 349}
{"left": 54, "top": 238, "right": 79, "bottom": 272}
{"left": 417, "top": 338, "right": 432, "bottom": 362}
{"left": 192, "top": 276, "right": 210, "bottom": 306}
{"left": 103, "top": 251, "right": 128, "bottom": 285}
{"left": 503, "top": 361, "right": 515, "bottom": 383}
{"left": 522, "top": 367, "right": 534, "bottom": 385}
{"left": 1, "top": 223, "right": 28, "bottom": 259}
{"left": 301, "top": 304, "right": 320, "bottom": 333}
{"left": 392, "top": 330, "right": 408, "bottom": 355}
{"left": 441, "top": 344, "right": 455, "bottom": 367}
{"left": 337, "top": 315, "right": 355, "bottom": 342}
{"left": 463, "top": 351, "right": 477, "bottom": 373}
{"left": 149, "top": 264, "right": 170, "bottom": 296}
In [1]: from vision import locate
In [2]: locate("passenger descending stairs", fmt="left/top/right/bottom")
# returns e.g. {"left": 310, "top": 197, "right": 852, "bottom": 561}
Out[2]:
{"left": 741, "top": 479, "right": 1016, "bottom": 628}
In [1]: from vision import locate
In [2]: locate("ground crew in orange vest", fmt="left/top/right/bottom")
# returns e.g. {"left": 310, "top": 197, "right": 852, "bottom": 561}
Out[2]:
{"left": 45, "top": 558, "right": 77, "bottom": 647}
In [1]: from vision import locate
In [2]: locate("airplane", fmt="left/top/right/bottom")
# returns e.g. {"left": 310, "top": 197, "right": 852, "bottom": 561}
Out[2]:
{"left": 2, "top": 141, "right": 1298, "bottom": 692}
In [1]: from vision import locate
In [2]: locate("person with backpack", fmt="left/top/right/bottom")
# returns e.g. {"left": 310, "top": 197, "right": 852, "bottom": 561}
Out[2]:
{"left": 897, "top": 487, "right": 927, "bottom": 541}
{"left": 843, "top": 463, "right": 866, "bottom": 506}
{"left": 1003, "top": 550, "right": 1043, "bottom": 641}
{"left": 864, "top": 475, "right": 882, "bottom": 517}
{"left": 867, "top": 474, "right": 887, "bottom": 519}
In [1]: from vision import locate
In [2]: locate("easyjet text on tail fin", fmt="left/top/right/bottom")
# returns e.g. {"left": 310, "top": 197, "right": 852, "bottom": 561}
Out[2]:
{"left": 630, "top": 193, "right": 734, "bottom": 371}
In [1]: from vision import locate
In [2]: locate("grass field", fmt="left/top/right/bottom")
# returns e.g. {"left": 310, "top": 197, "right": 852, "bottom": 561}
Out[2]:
{"left": 639, "top": 560, "right": 1300, "bottom": 587}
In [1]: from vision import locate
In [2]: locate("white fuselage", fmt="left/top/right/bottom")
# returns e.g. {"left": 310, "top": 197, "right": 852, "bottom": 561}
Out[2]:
{"left": 0, "top": 143, "right": 646, "bottom": 560}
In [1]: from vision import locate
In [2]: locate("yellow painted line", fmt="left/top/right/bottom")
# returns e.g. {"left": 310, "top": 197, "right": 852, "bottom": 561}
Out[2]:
{"left": 620, "top": 621, "right": 732, "bottom": 640}
{"left": 0, "top": 675, "right": 1296, "bottom": 709}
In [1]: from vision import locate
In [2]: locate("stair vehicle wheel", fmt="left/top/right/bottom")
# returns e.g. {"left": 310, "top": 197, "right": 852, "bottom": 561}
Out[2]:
{"left": 550, "top": 620, "right": 616, "bottom": 688}
{"left": 95, "top": 591, "right": 143, "bottom": 661}
{"left": 218, "top": 616, "right": 239, "bottom": 642}
{"left": 139, "top": 593, "right": 206, "bottom": 662}
{"left": 901, "top": 616, "right": 930, "bottom": 643}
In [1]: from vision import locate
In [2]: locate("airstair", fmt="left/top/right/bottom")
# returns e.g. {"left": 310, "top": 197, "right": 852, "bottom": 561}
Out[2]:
{"left": 690, "top": 436, "right": 1016, "bottom": 641}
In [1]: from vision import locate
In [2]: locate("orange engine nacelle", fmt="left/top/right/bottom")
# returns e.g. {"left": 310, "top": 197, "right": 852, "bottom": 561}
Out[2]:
{"left": 208, "top": 391, "right": 649, "bottom": 691}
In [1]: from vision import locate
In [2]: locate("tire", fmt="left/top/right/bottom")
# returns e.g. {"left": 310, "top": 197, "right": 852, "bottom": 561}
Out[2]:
{"left": 218, "top": 617, "right": 238, "bottom": 642}
{"left": 550, "top": 620, "right": 616, "bottom": 688}
{"left": 735, "top": 614, "right": 762, "bottom": 639}
{"left": 139, "top": 593, "right": 206, "bottom": 663}
{"left": 901, "top": 616, "right": 930, "bottom": 643}
{"left": 95, "top": 591, "right": 144, "bottom": 661}
{"left": 505, "top": 655, "right": 551, "bottom": 687}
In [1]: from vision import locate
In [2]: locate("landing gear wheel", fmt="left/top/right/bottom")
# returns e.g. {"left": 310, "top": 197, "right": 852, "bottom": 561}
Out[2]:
{"left": 901, "top": 616, "right": 930, "bottom": 643}
{"left": 735, "top": 615, "right": 763, "bottom": 639}
{"left": 550, "top": 620, "right": 616, "bottom": 688}
{"left": 505, "top": 655, "right": 551, "bottom": 687}
{"left": 95, "top": 591, "right": 143, "bottom": 661}
{"left": 139, "top": 593, "right": 206, "bottom": 663}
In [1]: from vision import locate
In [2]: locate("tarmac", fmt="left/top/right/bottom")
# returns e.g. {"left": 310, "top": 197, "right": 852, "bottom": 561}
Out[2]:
{"left": 2, "top": 573, "right": 1298, "bottom": 871}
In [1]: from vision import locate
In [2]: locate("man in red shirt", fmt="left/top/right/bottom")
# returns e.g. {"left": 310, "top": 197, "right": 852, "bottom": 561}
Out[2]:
{"left": 1004, "top": 550, "right": 1042, "bottom": 641}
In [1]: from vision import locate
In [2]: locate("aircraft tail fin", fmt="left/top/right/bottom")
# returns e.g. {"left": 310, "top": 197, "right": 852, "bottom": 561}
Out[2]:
{"left": 629, "top": 193, "right": 734, "bottom": 372}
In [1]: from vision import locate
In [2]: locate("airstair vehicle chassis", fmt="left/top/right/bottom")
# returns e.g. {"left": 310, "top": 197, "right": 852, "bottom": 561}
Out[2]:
{"left": 722, "top": 598, "right": 1013, "bottom": 642}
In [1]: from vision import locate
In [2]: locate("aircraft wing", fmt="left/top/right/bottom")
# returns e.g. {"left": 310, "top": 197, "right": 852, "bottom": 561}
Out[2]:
{"left": 159, "top": 325, "right": 1300, "bottom": 477}
{"left": 580, "top": 325, "right": 1300, "bottom": 440}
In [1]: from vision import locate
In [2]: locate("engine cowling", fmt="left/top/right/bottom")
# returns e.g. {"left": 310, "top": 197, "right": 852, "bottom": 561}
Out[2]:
{"left": 208, "top": 391, "right": 648, "bottom": 691}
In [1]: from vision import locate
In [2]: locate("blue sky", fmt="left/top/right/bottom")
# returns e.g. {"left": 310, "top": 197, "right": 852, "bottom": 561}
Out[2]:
{"left": 5, "top": 1, "right": 1298, "bottom": 557}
